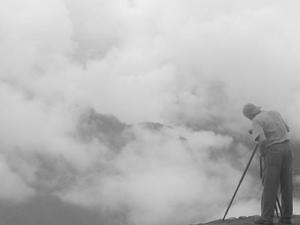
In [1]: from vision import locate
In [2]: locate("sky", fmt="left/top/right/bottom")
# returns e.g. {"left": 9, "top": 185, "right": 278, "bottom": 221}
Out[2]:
{"left": 1, "top": 0, "right": 300, "bottom": 225}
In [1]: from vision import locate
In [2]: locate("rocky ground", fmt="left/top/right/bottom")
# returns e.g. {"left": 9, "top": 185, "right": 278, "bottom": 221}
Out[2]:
{"left": 194, "top": 216, "right": 300, "bottom": 225}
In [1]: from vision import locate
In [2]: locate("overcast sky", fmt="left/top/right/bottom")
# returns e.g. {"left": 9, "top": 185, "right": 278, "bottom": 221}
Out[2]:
{"left": 1, "top": 1, "right": 300, "bottom": 225}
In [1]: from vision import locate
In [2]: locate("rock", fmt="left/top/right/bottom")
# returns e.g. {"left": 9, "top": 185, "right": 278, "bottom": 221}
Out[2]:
{"left": 227, "top": 217, "right": 237, "bottom": 220}
{"left": 239, "top": 216, "right": 247, "bottom": 219}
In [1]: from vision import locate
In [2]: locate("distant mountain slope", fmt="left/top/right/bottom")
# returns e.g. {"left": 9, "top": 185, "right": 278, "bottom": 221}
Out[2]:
{"left": 76, "top": 108, "right": 133, "bottom": 151}
{"left": 0, "top": 195, "right": 115, "bottom": 225}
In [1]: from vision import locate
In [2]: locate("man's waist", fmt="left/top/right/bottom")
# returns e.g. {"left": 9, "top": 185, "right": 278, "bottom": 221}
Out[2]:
{"left": 265, "top": 139, "right": 289, "bottom": 148}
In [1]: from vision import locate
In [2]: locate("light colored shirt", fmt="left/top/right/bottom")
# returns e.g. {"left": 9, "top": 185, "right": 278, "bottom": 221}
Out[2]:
{"left": 251, "top": 110, "right": 289, "bottom": 148}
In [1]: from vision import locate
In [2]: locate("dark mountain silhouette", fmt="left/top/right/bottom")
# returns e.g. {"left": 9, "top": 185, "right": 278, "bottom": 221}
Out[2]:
{"left": 0, "top": 195, "right": 120, "bottom": 225}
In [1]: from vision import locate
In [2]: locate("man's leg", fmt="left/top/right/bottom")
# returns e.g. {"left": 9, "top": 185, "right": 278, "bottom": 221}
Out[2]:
{"left": 261, "top": 149, "right": 282, "bottom": 222}
{"left": 280, "top": 143, "right": 293, "bottom": 221}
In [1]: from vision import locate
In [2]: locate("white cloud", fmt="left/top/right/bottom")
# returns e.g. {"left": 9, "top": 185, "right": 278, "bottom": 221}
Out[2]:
{"left": 57, "top": 125, "right": 257, "bottom": 224}
{"left": 0, "top": 0, "right": 299, "bottom": 224}
{"left": 0, "top": 155, "right": 34, "bottom": 201}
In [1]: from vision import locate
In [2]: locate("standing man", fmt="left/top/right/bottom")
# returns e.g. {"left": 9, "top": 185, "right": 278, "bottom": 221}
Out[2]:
{"left": 243, "top": 103, "right": 293, "bottom": 225}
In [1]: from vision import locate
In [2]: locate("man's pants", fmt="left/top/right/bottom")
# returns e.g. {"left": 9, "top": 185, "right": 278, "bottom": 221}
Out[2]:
{"left": 261, "top": 142, "right": 293, "bottom": 221}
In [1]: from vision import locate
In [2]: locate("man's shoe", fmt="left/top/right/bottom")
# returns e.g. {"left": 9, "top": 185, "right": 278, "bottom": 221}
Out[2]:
{"left": 279, "top": 218, "right": 292, "bottom": 224}
{"left": 254, "top": 216, "right": 273, "bottom": 225}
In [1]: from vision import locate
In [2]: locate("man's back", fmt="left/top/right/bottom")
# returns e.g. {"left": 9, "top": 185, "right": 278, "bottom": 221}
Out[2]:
{"left": 253, "top": 110, "right": 289, "bottom": 147}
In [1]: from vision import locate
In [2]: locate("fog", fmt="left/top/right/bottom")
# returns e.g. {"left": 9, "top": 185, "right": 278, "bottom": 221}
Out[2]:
{"left": 0, "top": 1, "right": 300, "bottom": 225}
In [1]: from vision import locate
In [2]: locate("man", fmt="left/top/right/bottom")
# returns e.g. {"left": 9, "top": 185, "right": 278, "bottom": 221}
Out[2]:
{"left": 243, "top": 103, "right": 293, "bottom": 225}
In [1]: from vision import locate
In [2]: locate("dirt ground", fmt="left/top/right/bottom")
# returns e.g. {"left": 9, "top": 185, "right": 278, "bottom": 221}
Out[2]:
{"left": 195, "top": 215, "right": 300, "bottom": 225}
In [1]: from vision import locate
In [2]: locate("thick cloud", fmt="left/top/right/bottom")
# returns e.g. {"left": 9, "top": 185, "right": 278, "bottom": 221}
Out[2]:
{"left": 0, "top": 0, "right": 300, "bottom": 225}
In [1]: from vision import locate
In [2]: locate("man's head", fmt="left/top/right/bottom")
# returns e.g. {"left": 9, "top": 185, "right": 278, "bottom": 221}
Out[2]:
{"left": 243, "top": 103, "right": 261, "bottom": 120}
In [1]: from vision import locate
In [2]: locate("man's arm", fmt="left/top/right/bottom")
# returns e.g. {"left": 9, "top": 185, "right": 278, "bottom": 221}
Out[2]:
{"left": 251, "top": 120, "right": 267, "bottom": 155}
{"left": 252, "top": 120, "right": 266, "bottom": 144}
{"left": 284, "top": 120, "right": 290, "bottom": 132}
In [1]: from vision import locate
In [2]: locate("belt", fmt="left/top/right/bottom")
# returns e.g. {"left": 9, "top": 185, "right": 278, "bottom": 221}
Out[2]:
{"left": 266, "top": 139, "right": 289, "bottom": 149}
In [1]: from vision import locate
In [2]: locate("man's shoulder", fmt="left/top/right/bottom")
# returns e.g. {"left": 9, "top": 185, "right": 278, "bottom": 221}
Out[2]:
{"left": 254, "top": 110, "right": 283, "bottom": 124}
{"left": 253, "top": 111, "right": 275, "bottom": 123}
{"left": 253, "top": 111, "right": 267, "bottom": 120}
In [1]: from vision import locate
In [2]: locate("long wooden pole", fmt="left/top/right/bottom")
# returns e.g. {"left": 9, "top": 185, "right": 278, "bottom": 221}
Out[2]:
{"left": 222, "top": 144, "right": 259, "bottom": 220}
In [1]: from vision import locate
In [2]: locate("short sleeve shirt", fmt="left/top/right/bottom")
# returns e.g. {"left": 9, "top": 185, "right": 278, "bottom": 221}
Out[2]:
{"left": 252, "top": 110, "right": 289, "bottom": 148}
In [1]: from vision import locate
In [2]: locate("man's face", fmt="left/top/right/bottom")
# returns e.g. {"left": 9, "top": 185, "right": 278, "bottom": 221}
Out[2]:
{"left": 243, "top": 112, "right": 254, "bottom": 120}
{"left": 247, "top": 114, "right": 255, "bottom": 120}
